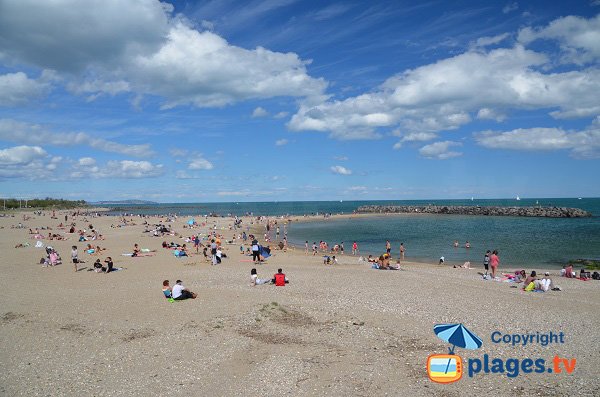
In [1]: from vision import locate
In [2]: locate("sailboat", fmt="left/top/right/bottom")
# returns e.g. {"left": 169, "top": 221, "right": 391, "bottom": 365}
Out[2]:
{"left": 516, "top": 195, "right": 521, "bottom": 201}
{"left": 471, "top": 197, "right": 474, "bottom": 201}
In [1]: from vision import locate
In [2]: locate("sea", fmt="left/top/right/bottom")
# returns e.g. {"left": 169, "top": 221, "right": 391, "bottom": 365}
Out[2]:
{"left": 102, "top": 198, "right": 600, "bottom": 269}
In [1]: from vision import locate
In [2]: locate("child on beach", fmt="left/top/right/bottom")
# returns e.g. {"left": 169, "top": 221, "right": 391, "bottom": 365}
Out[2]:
{"left": 483, "top": 250, "right": 490, "bottom": 276}
{"left": 71, "top": 245, "right": 80, "bottom": 272}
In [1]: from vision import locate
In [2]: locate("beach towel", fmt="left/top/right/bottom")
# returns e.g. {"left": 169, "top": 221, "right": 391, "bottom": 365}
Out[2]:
{"left": 524, "top": 282, "right": 536, "bottom": 292}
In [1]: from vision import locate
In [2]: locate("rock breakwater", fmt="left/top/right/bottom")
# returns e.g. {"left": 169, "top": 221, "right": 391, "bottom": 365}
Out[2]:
{"left": 356, "top": 205, "right": 592, "bottom": 218}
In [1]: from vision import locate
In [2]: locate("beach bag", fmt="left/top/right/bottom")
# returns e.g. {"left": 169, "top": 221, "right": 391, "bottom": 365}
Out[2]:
{"left": 524, "top": 282, "right": 535, "bottom": 292}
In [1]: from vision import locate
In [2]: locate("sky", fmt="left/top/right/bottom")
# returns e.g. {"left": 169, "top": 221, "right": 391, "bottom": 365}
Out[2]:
{"left": 0, "top": 0, "right": 599, "bottom": 202}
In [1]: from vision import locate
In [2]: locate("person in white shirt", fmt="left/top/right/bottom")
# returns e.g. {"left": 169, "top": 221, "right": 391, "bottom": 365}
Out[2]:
{"left": 172, "top": 280, "right": 197, "bottom": 300}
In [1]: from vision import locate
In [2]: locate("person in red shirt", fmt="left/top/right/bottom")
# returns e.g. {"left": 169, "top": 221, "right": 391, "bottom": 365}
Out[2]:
{"left": 272, "top": 268, "right": 289, "bottom": 286}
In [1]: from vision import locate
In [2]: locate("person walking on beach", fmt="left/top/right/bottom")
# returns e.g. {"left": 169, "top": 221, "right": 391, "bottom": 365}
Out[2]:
{"left": 305, "top": 241, "right": 309, "bottom": 255}
{"left": 312, "top": 242, "right": 317, "bottom": 256}
{"left": 386, "top": 240, "right": 391, "bottom": 255}
{"left": 352, "top": 241, "right": 358, "bottom": 255}
{"left": 490, "top": 250, "right": 500, "bottom": 279}
{"left": 251, "top": 238, "right": 260, "bottom": 263}
{"left": 210, "top": 239, "right": 218, "bottom": 265}
{"left": 400, "top": 243, "right": 405, "bottom": 260}
{"left": 340, "top": 242, "right": 344, "bottom": 255}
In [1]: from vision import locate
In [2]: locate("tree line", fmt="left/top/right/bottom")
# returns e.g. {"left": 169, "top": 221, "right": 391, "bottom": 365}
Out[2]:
{"left": 1, "top": 198, "right": 87, "bottom": 210}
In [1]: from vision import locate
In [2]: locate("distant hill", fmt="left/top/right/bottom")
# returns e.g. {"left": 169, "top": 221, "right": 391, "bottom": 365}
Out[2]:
{"left": 92, "top": 200, "right": 158, "bottom": 205}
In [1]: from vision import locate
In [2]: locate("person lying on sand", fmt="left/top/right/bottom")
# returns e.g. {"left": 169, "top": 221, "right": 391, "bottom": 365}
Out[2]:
{"left": 250, "top": 268, "right": 271, "bottom": 286}
{"left": 454, "top": 261, "right": 471, "bottom": 269}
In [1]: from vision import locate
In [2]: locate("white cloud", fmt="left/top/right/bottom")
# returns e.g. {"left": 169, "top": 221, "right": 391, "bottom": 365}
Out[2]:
{"left": 200, "top": 20, "right": 215, "bottom": 30}
{"left": 274, "top": 111, "right": 289, "bottom": 119}
{"left": 0, "top": 72, "right": 50, "bottom": 106}
{"left": 251, "top": 107, "right": 269, "bottom": 118}
{"left": 419, "top": 141, "right": 463, "bottom": 159}
{"left": 472, "top": 33, "right": 511, "bottom": 48}
{"left": 477, "top": 108, "right": 507, "bottom": 122}
{"left": 67, "top": 79, "right": 130, "bottom": 101}
{"left": 392, "top": 131, "right": 438, "bottom": 150}
{"left": 502, "top": 2, "right": 519, "bottom": 14}
{"left": 188, "top": 156, "right": 214, "bottom": 170}
{"left": 334, "top": 156, "right": 348, "bottom": 161}
{"left": 275, "top": 139, "right": 288, "bottom": 146}
{"left": 518, "top": 14, "right": 600, "bottom": 64}
{"left": 0, "top": 119, "right": 153, "bottom": 157}
{"left": 401, "top": 131, "right": 439, "bottom": 142}
{"left": 0, "top": 145, "right": 47, "bottom": 165}
{"left": 290, "top": 33, "right": 600, "bottom": 140}
{"left": 330, "top": 165, "right": 352, "bottom": 175}
{"left": 130, "top": 23, "right": 327, "bottom": 108}
{"left": 71, "top": 160, "right": 163, "bottom": 179}
{"left": 474, "top": 125, "right": 600, "bottom": 159}
{"left": 0, "top": 145, "right": 54, "bottom": 179}
{"left": 78, "top": 157, "right": 96, "bottom": 166}
{"left": 0, "top": 0, "right": 172, "bottom": 72}
{"left": 0, "top": 2, "right": 327, "bottom": 109}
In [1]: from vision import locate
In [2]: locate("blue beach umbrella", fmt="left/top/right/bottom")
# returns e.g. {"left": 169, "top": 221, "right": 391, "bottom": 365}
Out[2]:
{"left": 187, "top": 218, "right": 195, "bottom": 226}
{"left": 433, "top": 323, "right": 482, "bottom": 353}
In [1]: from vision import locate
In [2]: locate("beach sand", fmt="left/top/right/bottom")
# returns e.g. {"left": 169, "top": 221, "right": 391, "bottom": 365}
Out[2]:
{"left": 1, "top": 211, "right": 598, "bottom": 396}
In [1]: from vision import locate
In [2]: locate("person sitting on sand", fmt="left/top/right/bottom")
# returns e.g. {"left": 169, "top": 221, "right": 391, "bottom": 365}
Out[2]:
{"left": 367, "top": 255, "right": 376, "bottom": 263}
{"left": 104, "top": 257, "right": 115, "bottom": 273}
{"left": 132, "top": 243, "right": 140, "bottom": 257}
{"left": 564, "top": 264, "right": 574, "bottom": 278}
{"left": 535, "top": 272, "right": 553, "bottom": 291}
{"left": 93, "top": 259, "right": 104, "bottom": 273}
{"left": 439, "top": 256, "right": 445, "bottom": 265}
{"left": 162, "top": 280, "right": 172, "bottom": 298}
{"left": 272, "top": 269, "right": 289, "bottom": 286}
{"left": 522, "top": 271, "right": 538, "bottom": 291}
{"left": 580, "top": 268, "right": 591, "bottom": 280}
{"left": 172, "top": 280, "right": 197, "bottom": 300}
{"left": 250, "top": 268, "right": 271, "bottom": 286}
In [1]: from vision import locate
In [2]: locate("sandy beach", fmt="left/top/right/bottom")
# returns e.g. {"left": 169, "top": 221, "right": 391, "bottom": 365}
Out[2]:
{"left": 1, "top": 210, "right": 599, "bottom": 396}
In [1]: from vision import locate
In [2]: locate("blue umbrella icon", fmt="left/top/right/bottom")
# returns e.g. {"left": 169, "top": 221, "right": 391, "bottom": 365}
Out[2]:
{"left": 433, "top": 323, "right": 482, "bottom": 375}
{"left": 434, "top": 323, "right": 482, "bottom": 354}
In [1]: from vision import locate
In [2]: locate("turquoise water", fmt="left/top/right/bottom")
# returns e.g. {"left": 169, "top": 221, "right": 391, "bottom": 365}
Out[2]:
{"left": 103, "top": 198, "right": 600, "bottom": 269}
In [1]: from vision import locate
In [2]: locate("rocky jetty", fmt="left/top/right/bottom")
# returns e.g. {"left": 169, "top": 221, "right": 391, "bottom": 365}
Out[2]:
{"left": 356, "top": 205, "right": 592, "bottom": 218}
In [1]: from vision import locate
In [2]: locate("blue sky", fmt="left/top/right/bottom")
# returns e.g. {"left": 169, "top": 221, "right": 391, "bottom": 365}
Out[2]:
{"left": 0, "top": 0, "right": 599, "bottom": 202}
